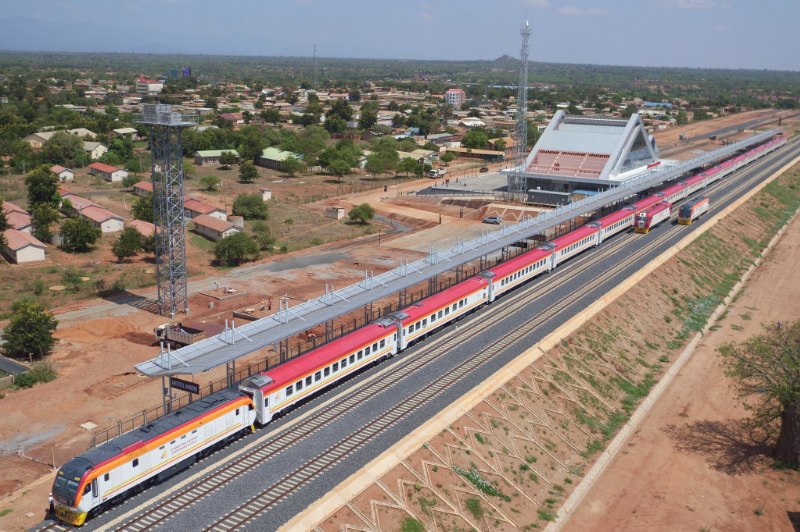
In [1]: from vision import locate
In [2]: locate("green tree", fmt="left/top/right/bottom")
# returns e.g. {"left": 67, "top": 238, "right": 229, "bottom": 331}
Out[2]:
{"left": 232, "top": 194, "right": 268, "bottom": 220}
{"left": 31, "top": 204, "right": 59, "bottom": 241}
{"left": 25, "top": 165, "right": 60, "bottom": 208}
{"left": 239, "top": 160, "right": 258, "bottom": 183}
{"left": 398, "top": 157, "right": 418, "bottom": 176}
{"left": 252, "top": 220, "right": 276, "bottom": 251}
{"left": 112, "top": 227, "right": 143, "bottom": 261}
{"left": 440, "top": 152, "right": 455, "bottom": 166}
{"left": 2, "top": 299, "right": 58, "bottom": 359}
{"left": 348, "top": 203, "right": 374, "bottom": 224}
{"left": 260, "top": 108, "right": 281, "bottom": 124}
{"left": 493, "top": 139, "right": 507, "bottom": 152}
{"left": 282, "top": 155, "right": 304, "bottom": 177}
{"left": 676, "top": 109, "right": 688, "bottom": 125}
{"left": 358, "top": 104, "right": 378, "bottom": 130}
{"left": 328, "top": 159, "right": 351, "bottom": 178}
{"left": 42, "top": 131, "right": 87, "bottom": 167}
{"left": 462, "top": 129, "right": 489, "bottom": 149}
{"left": 213, "top": 232, "right": 259, "bottom": 266}
{"left": 200, "top": 175, "right": 222, "bottom": 191}
{"left": 131, "top": 193, "right": 154, "bottom": 223}
{"left": 60, "top": 216, "right": 101, "bottom": 252}
{"left": 621, "top": 105, "right": 638, "bottom": 118}
{"left": 237, "top": 125, "right": 266, "bottom": 161}
{"left": 219, "top": 151, "right": 238, "bottom": 167}
{"left": 0, "top": 199, "right": 8, "bottom": 248}
{"left": 719, "top": 321, "right": 800, "bottom": 468}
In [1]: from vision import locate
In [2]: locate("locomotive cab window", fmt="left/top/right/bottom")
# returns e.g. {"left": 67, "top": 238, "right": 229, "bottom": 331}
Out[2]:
{"left": 84, "top": 483, "right": 91, "bottom": 494}
{"left": 132, "top": 459, "right": 139, "bottom": 468}
{"left": 104, "top": 473, "right": 110, "bottom": 482}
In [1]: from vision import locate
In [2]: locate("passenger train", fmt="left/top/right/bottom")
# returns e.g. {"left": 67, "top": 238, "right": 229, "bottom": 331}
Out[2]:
{"left": 51, "top": 136, "right": 786, "bottom": 525}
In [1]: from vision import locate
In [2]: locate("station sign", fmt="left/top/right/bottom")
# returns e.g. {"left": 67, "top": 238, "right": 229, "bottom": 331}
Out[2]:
{"left": 170, "top": 377, "right": 200, "bottom": 395}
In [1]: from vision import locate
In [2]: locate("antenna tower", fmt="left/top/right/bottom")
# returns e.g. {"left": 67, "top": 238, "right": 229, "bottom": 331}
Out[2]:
{"left": 134, "top": 104, "right": 198, "bottom": 317}
{"left": 313, "top": 44, "right": 318, "bottom": 90}
{"left": 510, "top": 19, "right": 531, "bottom": 198}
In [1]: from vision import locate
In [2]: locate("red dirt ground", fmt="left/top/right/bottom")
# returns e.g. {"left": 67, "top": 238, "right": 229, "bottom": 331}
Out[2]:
{"left": 564, "top": 208, "right": 800, "bottom": 532}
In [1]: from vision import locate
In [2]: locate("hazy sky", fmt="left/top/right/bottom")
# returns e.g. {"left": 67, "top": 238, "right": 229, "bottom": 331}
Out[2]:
{"left": 0, "top": 0, "right": 797, "bottom": 71}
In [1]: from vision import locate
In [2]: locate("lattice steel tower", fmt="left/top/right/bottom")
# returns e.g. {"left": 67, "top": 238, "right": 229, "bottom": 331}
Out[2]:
{"left": 510, "top": 19, "right": 532, "bottom": 198}
{"left": 134, "top": 104, "right": 198, "bottom": 317}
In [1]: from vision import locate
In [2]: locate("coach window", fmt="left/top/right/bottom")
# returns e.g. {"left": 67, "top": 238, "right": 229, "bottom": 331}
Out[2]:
{"left": 315, "top": 371, "right": 321, "bottom": 381}
{"left": 286, "top": 386, "right": 293, "bottom": 396}
{"left": 357, "top": 351, "right": 363, "bottom": 360}
{"left": 132, "top": 459, "right": 139, "bottom": 468}
{"left": 431, "top": 313, "right": 436, "bottom": 322}
{"left": 444, "top": 307, "right": 449, "bottom": 315}
{"left": 341, "top": 358, "right": 347, "bottom": 368}
{"left": 438, "top": 310, "right": 443, "bottom": 318}
{"left": 349, "top": 354, "right": 355, "bottom": 364}
{"left": 452, "top": 304, "right": 457, "bottom": 311}
{"left": 365, "top": 346, "right": 371, "bottom": 355}
{"left": 333, "top": 362, "right": 339, "bottom": 372}
{"left": 296, "top": 381, "right": 303, "bottom": 391}
{"left": 373, "top": 342, "right": 378, "bottom": 351}
{"left": 422, "top": 319, "right": 427, "bottom": 327}
{"left": 305, "top": 376, "right": 312, "bottom": 386}
{"left": 380, "top": 339, "right": 385, "bottom": 348}
{"left": 324, "top": 367, "right": 330, "bottom": 377}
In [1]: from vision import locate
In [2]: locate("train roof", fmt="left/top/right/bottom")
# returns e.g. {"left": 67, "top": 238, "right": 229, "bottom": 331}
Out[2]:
{"left": 551, "top": 224, "right": 599, "bottom": 248}
{"left": 596, "top": 206, "right": 635, "bottom": 227}
{"left": 398, "top": 276, "right": 488, "bottom": 323}
{"left": 487, "top": 247, "right": 552, "bottom": 278}
{"left": 659, "top": 183, "right": 686, "bottom": 197}
{"left": 639, "top": 201, "right": 671, "bottom": 215}
{"left": 64, "top": 389, "right": 246, "bottom": 471}
{"left": 632, "top": 195, "right": 664, "bottom": 211}
{"left": 683, "top": 173, "right": 706, "bottom": 186}
{"left": 682, "top": 196, "right": 709, "bottom": 208}
{"left": 260, "top": 322, "right": 393, "bottom": 390}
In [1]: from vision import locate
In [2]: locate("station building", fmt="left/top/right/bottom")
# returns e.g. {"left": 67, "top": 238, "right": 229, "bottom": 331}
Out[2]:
{"left": 513, "top": 111, "right": 661, "bottom": 198}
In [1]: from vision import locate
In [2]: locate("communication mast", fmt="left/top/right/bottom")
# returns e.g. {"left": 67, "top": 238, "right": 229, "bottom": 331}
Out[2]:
{"left": 510, "top": 19, "right": 532, "bottom": 198}
{"left": 134, "top": 104, "right": 198, "bottom": 317}
{"left": 313, "top": 43, "right": 318, "bottom": 91}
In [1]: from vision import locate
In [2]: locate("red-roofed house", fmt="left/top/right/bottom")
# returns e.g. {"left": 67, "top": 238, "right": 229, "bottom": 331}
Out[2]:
{"left": 89, "top": 162, "right": 128, "bottom": 183}
{"left": 192, "top": 214, "right": 239, "bottom": 241}
{"left": 50, "top": 165, "right": 75, "bottom": 182}
{"left": 3, "top": 228, "right": 46, "bottom": 263}
{"left": 126, "top": 219, "right": 155, "bottom": 238}
{"left": 184, "top": 198, "right": 227, "bottom": 220}
{"left": 132, "top": 180, "right": 153, "bottom": 197}
{"left": 79, "top": 206, "right": 124, "bottom": 233}
{"left": 2, "top": 201, "right": 27, "bottom": 215}
{"left": 6, "top": 211, "right": 32, "bottom": 233}
{"left": 60, "top": 191, "right": 100, "bottom": 214}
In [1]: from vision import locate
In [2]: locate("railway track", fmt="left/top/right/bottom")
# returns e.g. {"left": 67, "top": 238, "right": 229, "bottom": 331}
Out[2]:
{"left": 39, "top": 142, "right": 797, "bottom": 531}
{"left": 204, "top": 143, "right": 792, "bottom": 531}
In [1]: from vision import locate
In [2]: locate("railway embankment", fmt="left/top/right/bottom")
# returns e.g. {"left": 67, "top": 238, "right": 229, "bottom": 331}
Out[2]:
{"left": 288, "top": 157, "right": 800, "bottom": 531}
